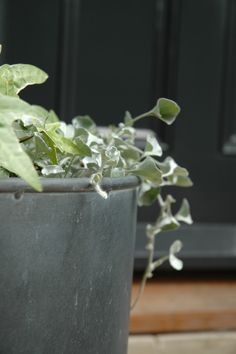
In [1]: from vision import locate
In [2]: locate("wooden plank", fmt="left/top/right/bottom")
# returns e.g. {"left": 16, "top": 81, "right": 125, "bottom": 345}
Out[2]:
{"left": 128, "top": 332, "right": 236, "bottom": 354}
{"left": 129, "top": 279, "right": 236, "bottom": 333}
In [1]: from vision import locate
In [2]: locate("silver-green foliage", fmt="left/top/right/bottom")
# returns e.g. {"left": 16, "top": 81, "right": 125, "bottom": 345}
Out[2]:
{"left": 0, "top": 49, "right": 193, "bottom": 303}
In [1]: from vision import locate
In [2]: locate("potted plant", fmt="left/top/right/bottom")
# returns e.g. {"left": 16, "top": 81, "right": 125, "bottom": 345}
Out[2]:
{"left": 0, "top": 45, "right": 192, "bottom": 354}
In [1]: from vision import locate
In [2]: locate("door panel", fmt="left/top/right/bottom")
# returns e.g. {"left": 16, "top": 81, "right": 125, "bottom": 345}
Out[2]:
{"left": 0, "top": 0, "right": 235, "bottom": 270}
{"left": 2, "top": 0, "right": 61, "bottom": 110}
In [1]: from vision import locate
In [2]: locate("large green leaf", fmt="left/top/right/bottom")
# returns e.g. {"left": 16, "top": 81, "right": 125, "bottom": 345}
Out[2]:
{"left": 45, "top": 129, "right": 91, "bottom": 157}
{"left": 0, "top": 64, "right": 48, "bottom": 96}
{"left": 0, "top": 167, "right": 9, "bottom": 178}
{"left": 35, "top": 132, "right": 58, "bottom": 165}
{"left": 0, "top": 124, "right": 42, "bottom": 191}
{"left": 0, "top": 95, "right": 42, "bottom": 190}
{"left": 0, "top": 94, "right": 45, "bottom": 129}
{"left": 0, "top": 94, "right": 31, "bottom": 124}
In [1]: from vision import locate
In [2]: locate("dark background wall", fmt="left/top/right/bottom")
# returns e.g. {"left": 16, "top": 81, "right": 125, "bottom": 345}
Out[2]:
{"left": 1, "top": 0, "right": 236, "bottom": 271}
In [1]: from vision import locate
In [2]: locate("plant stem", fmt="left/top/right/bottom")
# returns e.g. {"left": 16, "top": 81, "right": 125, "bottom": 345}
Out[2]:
{"left": 130, "top": 234, "right": 155, "bottom": 310}
{"left": 157, "top": 194, "right": 165, "bottom": 207}
{"left": 64, "top": 155, "right": 76, "bottom": 178}
{"left": 131, "top": 193, "right": 166, "bottom": 310}
{"left": 131, "top": 110, "right": 154, "bottom": 125}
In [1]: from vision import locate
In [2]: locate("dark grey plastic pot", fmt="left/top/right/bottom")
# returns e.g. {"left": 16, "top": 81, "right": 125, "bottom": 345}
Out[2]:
{"left": 0, "top": 176, "right": 139, "bottom": 354}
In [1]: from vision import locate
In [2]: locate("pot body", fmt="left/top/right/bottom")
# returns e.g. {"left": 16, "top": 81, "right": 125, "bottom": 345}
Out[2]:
{"left": 0, "top": 177, "right": 138, "bottom": 354}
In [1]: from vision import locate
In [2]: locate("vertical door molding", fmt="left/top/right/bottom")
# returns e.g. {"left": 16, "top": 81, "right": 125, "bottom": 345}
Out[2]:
{"left": 57, "top": 0, "right": 81, "bottom": 120}
{"left": 0, "top": 0, "right": 7, "bottom": 63}
{"left": 153, "top": 0, "right": 182, "bottom": 149}
{"left": 220, "top": 0, "right": 236, "bottom": 155}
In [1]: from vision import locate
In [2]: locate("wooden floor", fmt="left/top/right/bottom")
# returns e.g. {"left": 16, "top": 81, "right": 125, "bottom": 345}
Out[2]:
{"left": 130, "top": 278, "right": 236, "bottom": 333}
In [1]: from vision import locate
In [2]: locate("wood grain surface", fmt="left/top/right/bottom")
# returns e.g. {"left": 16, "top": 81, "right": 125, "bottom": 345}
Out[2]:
{"left": 130, "top": 279, "right": 236, "bottom": 333}
{"left": 128, "top": 332, "right": 236, "bottom": 354}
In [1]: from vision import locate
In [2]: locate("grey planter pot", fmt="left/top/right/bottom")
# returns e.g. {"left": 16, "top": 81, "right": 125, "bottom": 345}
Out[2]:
{"left": 0, "top": 177, "right": 139, "bottom": 354}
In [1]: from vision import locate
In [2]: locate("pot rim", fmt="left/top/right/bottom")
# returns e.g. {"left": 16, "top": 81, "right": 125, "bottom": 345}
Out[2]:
{"left": 0, "top": 176, "right": 140, "bottom": 193}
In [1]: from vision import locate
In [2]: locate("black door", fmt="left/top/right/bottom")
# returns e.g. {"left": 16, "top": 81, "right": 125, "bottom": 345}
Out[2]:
{"left": 1, "top": 0, "right": 236, "bottom": 271}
